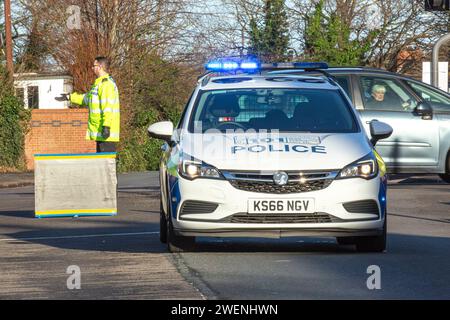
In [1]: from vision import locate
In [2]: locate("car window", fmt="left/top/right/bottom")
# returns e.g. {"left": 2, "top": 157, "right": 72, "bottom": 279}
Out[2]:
{"left": 334, "top": 75, "right": 352, "bottom": 101}
{"left": 359, "top": 76, "right": 417, "bottom": 112}
{"left": 407, "top": 81, "right": 450, "bottom": 109}
{"left": 189, "top": 88, "right": 358, "bottom": 133}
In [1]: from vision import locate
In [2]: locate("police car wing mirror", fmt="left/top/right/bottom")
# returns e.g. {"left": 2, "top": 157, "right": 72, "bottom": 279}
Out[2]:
{"left": 369, "top": 120, "right": 393, "bottom": 146}
{"left": 148, "top": 121, "right": 174, "bottom": 142}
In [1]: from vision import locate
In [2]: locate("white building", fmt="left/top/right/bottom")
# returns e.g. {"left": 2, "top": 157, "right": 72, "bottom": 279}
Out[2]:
{"left": 422, "top": 62, "right": 449, "bottom": 93}
{"left": 14, "top": 73, "right": 73, "bottom": 109}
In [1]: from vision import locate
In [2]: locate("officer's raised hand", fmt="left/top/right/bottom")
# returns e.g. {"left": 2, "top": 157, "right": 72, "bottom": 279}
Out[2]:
{"left": 55, "top": 93, "right": 69, "bottom": 102}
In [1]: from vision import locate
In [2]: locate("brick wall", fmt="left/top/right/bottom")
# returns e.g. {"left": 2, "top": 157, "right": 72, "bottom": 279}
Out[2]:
{"left": 25, "top": 109, "right": 96, "bottom": 170}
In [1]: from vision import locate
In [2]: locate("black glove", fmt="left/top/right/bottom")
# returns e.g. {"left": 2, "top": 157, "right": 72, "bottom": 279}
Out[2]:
{"left": 55, "top": 93, "right": 69, "bottom": 102}
{"left": 102, "top": 126, "right": 111, "bottom": 139}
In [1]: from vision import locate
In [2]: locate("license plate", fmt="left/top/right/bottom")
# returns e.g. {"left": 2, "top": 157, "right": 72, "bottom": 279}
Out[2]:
{"left": 248, "top": 199, "right": 315, "bottom": 214}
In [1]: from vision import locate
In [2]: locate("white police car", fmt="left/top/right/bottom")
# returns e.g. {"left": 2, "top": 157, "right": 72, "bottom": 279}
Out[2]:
{"left": 148, "top": 60, "right": 393, "bottom": 253}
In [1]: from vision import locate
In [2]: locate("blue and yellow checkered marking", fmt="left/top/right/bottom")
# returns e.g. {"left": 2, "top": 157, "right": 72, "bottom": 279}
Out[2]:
{"left": 34, "top": 152, "right": 116, "bottom": 161}
{"left": 35, "top": 208, "right": 117, "bottom": 218}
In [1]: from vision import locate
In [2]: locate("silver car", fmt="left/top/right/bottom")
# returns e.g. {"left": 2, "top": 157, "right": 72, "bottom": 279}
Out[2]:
{"left": 275, "top": 68, "right": 450, "bottom": 182}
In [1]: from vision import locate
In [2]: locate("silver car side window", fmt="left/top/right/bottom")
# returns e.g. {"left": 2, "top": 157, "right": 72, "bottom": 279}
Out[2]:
{"left": 360, "top": 76, "right": 417, "bottom": 112}
{"left": 407, "top": 81, "right": 450, "bottom": 106}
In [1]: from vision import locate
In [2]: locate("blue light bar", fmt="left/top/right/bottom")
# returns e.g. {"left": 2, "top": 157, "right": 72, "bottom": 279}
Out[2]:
{"left": 261, "top": 62, "right": 328, "bottom": 70}
{"left": 205, "top": 59, "right": 260, "bottom": 72}
{"left": 205, "top": 59, "right": 328, "bottom": 72}
{"left": 292, "top": 62, "right": 328, "bottom": 70}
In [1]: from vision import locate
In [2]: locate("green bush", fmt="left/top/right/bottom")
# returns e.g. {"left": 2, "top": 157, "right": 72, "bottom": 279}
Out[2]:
{"left": 0, "top": 68, "right": 31, "bottom": 171}
{"left": 117, "top": 55, "right": 191, "bottom": 172}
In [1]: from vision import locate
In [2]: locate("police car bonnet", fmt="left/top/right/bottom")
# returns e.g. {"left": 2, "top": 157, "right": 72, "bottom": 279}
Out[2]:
{"left": 179, "top": 132, "right": 371, "bottom": 171}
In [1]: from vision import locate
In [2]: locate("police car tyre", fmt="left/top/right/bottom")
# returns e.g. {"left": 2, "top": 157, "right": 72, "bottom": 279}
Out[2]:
{"left": 438, "top": 152, "right": 450, "bottom": 183}
{"left": 440, "top": 174, "right": 450, "bottom": 183}
{"left": 159, "top": 198, "right": 167, "bottom": 244}
{"left": 167, "top": 217, "right": 196, "bottom": 253}
{"left": 354, "top": 215, "right": 387, "bottom": 253}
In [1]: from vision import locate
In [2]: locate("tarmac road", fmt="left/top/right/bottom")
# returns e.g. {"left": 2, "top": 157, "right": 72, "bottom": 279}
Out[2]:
{"left": 0, "top": 172, "right": 206, "bottom": 300}
{"left": 0, "top": 172, "right": 449, "bottom": 299}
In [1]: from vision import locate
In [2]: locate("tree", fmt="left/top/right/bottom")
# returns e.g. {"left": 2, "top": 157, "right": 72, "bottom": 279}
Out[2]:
{"left": 303, "top": 0, "right": 377, "bottom": 66}
{"left": 249, "top": 0, "right": 290, "bottom": 61}
{"left": 0, "top": 64, "right": 31, "bottom": 171}
{"left": 16, "top": 22, "right": 48, "bottom": 71}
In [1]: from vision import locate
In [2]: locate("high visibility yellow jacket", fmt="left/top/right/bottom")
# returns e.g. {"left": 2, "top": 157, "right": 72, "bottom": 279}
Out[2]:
{"left": 70, "top": 73, "right": 120, "bottom": 142}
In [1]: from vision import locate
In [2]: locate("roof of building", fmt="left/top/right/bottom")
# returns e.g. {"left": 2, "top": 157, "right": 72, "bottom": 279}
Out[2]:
{"left": 13, "top": 72, "right": 73, "bottom": 81}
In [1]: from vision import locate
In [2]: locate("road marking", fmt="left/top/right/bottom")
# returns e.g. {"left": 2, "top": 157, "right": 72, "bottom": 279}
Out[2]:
{"left": 0, "top": 231, "right": 159, "bottom": 242}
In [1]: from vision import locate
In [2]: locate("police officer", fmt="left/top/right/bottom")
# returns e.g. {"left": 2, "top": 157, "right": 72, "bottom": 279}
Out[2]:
{"left": 57, "top": 56, "right": 120, "bottom": 152}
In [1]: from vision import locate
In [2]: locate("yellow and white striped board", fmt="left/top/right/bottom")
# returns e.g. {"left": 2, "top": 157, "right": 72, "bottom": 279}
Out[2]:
{"left": 34, "top": 153, "right": 117, "bottom": 218}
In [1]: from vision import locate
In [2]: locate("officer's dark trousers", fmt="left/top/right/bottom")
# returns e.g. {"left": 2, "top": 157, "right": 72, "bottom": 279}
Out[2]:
{"left": 96, "top": 142, "right": 119, "bottom": 175}
{"left": 96, "top": 141, "right": 117, "bottom": 153}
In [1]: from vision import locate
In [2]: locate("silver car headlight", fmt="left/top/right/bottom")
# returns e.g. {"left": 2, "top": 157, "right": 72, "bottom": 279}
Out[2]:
{"left": 178, "top": 153, "right": 223, "bottom": 180}
{"left": 337, "top": 152, "right": 378, "bottom": 180}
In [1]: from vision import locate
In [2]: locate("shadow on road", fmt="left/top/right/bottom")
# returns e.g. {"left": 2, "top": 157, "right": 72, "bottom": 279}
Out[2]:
{"left": 183, "top": 233, "right": 450, "bottom": 257}
{"left": 389, "top": 212, "right": 450, "bottom": 224}
{"left": 388, "top": 174, "right": 447, "bottom": 186}
{"left": 0, "top": 210, "right": 34, "bottom": 218}
{"left": 191, "top": 237, "right": 355, "bottom": 253}
{"left": 2, "top": 220, "right": 450, "bottom": 257}
{"left": 1, "top": 209, "right": 164, "bottom": 253}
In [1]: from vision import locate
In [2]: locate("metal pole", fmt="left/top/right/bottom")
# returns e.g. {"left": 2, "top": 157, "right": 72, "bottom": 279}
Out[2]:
{"left": 431, "top": 33, "right": 450, "bottom": 87}
{"left": 4, "top": 0, "right": 13, "bottom": 77}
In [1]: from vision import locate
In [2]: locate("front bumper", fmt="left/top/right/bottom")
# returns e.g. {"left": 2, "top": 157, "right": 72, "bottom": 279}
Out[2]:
{"left": 169, "top": 175, "right": 386, "bottom": 238}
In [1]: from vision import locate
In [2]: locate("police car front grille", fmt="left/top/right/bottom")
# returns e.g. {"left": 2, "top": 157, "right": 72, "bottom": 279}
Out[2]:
{"left": 223, "top": 170, "right": 337, "bottom": 194}
{"left": 221, "top": 212, "right": 338, "bottom": 224}
{"left": 228, "top": 179, "right": 332, "bottom": 194}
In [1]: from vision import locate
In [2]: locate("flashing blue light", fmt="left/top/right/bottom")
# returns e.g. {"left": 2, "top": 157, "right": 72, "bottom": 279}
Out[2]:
{"left": 206, "top": 61, "right": 223, "bottom": 71}
{"left": 205, "top": 59, "right": 259, "bottom": 72}
{"left": 223, "top": 61, "right": 239, "bottom": 70}
{"left": 381, "top": 197, "right": 386, "bottom": 202}
{"left": 240, "top": 62, "right": 259, "bottom": 69}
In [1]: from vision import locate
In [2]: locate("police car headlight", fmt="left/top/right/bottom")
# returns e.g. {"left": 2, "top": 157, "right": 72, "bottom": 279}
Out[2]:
{"left": 337, "top": 152, "right": 378, "bottom": 180}
{"left": 178, "top": 154, "right": 223, "bottom": 180}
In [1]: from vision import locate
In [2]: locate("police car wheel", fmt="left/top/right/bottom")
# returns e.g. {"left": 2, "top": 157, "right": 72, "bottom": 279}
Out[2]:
{"left": 167, "top": 217, "right": 196, "bottom": 253}
{"left": 439, "top": 152, "right": 450, "bottom": 183}
{"left": 354, "top": 215, "right": 387, "bottom": 253}
{"left": 159, "top": 199, "right": 167, "bottom": 244}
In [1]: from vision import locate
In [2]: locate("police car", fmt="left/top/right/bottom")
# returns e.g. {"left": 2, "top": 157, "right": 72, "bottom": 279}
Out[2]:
{"left": 148, "top": 60, "right": 393, "bottom": 253}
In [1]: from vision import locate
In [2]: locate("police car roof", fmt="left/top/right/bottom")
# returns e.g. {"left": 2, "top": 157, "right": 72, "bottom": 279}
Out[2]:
{"left": 199, "top": 74, "right": 338, "bottom": 91}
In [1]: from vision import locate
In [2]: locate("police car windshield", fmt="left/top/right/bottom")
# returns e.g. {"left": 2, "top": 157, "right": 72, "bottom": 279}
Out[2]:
{"left": 188, "top": 88, "right": 358, "bottom": 133}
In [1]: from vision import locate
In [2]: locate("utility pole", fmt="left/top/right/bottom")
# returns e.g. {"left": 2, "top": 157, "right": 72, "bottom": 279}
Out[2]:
{"left": 431, "top": 33, "right": 450, "bottom": 87}
{"left": 4, "top": 0, "right": 13, "bottom": 77}
{"left": 425, "top": 1, "right": 450, "bottom": 87}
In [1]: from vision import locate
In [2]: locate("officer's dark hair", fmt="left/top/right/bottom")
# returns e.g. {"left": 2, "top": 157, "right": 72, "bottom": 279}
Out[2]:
{"left": 95, "top": 56, "right": 110, "bottom": 70}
